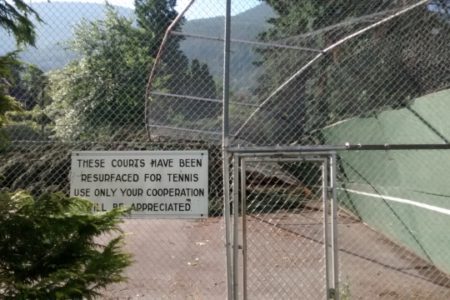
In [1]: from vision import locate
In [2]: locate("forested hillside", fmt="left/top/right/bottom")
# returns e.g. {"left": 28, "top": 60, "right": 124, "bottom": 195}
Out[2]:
{"left": 181, "top": 3, "right": 275, "bottom": 88}
{"left": 1, "top": 1, "right": 274, "bottom": 81}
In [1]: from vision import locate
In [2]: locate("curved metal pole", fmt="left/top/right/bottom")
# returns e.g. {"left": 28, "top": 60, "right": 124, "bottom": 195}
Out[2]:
{"left": 232, "top": 0, "right": 428, "bottom": 142}
{"left": 144, "top": 0, "right": 195, "bottom": 140}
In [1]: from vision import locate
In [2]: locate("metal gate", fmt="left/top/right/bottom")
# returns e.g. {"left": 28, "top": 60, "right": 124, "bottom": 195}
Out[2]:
{"left": 229, "top": 151, "right": 339, "bottom": 299}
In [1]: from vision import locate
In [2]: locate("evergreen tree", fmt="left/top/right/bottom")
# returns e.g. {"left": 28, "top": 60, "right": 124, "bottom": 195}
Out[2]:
{"left": 0, "top": 0, "right": 41, "bottom": 46}
{"left": 184, "top": 59, "right": 219, "bottom": 121}
{"left": 135, "top": 0, "right": 219, "bottom": 125}
{"left": 134, "top": 0, "right": 179, "bottom": 55}
{"left": 134, "top": 0, "right": 188, "bottom": 91}
{"left": 0, "top": 1, "right": 41, "bottom": 146}
{"left": 9, "top": 64, "right": 50, "bottom": 110}
{"left": 0, "top": 191, "right": 131, "bottom": 299}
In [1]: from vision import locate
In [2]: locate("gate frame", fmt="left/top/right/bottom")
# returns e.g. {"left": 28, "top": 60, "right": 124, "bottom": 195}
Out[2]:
{"left": 225, "top": 143, "right": 450, "bottom": 299}
{"left": 228, "top": 150, "right": 340, "bottom": 300}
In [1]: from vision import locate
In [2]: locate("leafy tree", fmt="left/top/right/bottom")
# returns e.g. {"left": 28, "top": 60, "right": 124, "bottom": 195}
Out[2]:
{"left": 47, "top": 5, "right": 149, "bottom": 139}
{"left": 0, "top": 191, "right": 131, "bottom": 299}
{"left": 48, "top": 1, "right": 219, "bottom": 139}
{"left": 9, "top": 64, "right": 50, "bottom": 110}
{"left": 3, "top": 63, "right": 53, "bottom": 141}
{"left": 1, "top": 1, "right": 41, "bottom": 147}
{"left": 0, "top": 53, "right": 23, "bottom": 147}
{"left": 1, "top": 5, "right": 132, "bottom": 299}
{"left": 0, "top": 50, "right": 54, "bottom": 144}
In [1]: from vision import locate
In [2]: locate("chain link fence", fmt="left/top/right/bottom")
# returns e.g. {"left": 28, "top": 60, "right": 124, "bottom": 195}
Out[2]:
{"left": 1, "top": 1, "right": 228, "bottom": 298}
{"left": 2, "top": 0, "right": 450, "bottom": 299}
{"left": 336, "top": 149, "right": 450, "bottom": 299}
{"left": 241, "top": 158, "right": 328, "bottom": 299}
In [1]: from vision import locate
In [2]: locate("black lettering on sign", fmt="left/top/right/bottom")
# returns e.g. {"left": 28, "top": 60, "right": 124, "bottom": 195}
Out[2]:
{"left": 149, "top": 159, "right": 173, "bottom": 168}
{"left": 167, "top": 173, "right": 199, "bottom": 182}
{"left": 144, "top": 173, "right": 162, "bottom": 182}
{"left": 120, "top": 188, "right": 144, "bottom": 197}
{"left": 111, "top": 159, "right": 145, "bottom": 168}
{"left": 130, "top": 202, "right": 192, "bottom": 212}
{"left": 94, "top": 188, "right": 117, "bottom": 197}
{"left": 179, "top": 158, "right": 202, "bottom": 168}
{"left": 77, "top": 159, "right": 105, "bottom": 168}
{"left": 73, "top": 188, "right": 90, "bottom": 197}
{"left": 145, "top": 188, "right": 205, "bottom": 197}
{"left": 80, "top": 173, "right": 139, "bottom": 182}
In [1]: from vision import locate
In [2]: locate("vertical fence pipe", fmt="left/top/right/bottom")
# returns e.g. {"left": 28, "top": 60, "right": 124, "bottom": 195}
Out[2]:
{"left": 322, "top": 159, "right": 331, "bottom": 299}
{"left": 330, "top": 153, "right": 340, "bottom": 299}
{"left": 232, "top": 154, "right": 240, "bottom": 298}
{"left": 223, "top": 154, "right": 233, "bottom": 299}
{"left": 240, "top": 159, "right": 248, "bottom": 300}
{"left": 222, "top": 0, "right": 231, "bottom": 139}
{"left": 222, "top": 0, "right": 233, "bottom": 298}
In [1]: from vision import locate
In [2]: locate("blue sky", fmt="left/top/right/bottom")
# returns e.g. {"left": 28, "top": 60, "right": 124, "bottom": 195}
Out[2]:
{"left": 28, "top": 0, "right": 260, "bottom": 19}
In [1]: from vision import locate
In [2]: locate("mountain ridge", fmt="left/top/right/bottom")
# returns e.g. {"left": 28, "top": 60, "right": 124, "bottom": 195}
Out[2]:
{"left": 0, "top": 1, "right": 275, "bottom": 88}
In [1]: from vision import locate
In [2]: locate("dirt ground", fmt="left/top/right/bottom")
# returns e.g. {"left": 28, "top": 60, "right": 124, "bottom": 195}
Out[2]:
{"left": 101, "top": 212, "right": 450, "bottom": 299}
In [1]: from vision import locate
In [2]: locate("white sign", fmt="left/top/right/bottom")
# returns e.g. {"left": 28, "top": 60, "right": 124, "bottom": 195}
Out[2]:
{"left": 70, "top": 151, "right": 208, "bottom": 218}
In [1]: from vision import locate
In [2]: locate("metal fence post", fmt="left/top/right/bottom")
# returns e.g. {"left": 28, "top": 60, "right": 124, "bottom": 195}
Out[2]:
{"left": 240, "top": 157, "right": 248, "bottom": 300}
{"left": 330, "top": 153, "right": 339, "bottom": 299}
{"left": 222, "top": 0, "right": 233, "bottom": 298}
{"left": 322, "top": 158, "right": 331, "bottom": 299}
{"left": 232, "top": 154, "right": 240, "bottom": 299}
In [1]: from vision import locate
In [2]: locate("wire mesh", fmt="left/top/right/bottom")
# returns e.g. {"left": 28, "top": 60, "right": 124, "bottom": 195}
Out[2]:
{"left": 227, "top": 0, "right": 450, "bottom": 147}
{"left": 336, "top": 149, "right": 450, "bottom": 299}
{"left": 241, "top": 159, "right": 327, "bottom": 299}
{"left": 224, "top": 1, "right": 450, "bottom": 298}
{"left": 0, "top": 1, "right": 228, "bottom": 298}
{"left": 0, "top": 140, "right": 227, "bottom": 298}
{"left": 2, "top": 0, "right": 450, "bottom": 299}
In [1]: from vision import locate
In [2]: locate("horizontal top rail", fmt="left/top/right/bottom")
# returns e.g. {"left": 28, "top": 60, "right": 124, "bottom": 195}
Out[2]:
{"left": 228, "top": 143, "right": 450, "bottom": 154}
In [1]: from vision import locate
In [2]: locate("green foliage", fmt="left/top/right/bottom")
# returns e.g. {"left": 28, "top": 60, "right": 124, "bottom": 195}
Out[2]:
{"left": 1, "top": 1, "right": 42, "bottom": 146}
{"left": 2, "top": 62, "right": 53, "bottom": 141}
{"left": 9, "top": 63, "right": 51, "bottom": 110}
{"left": 0, "top": 6, "right": 133, "bottom": 298}
{"left": 47, "top": 1, "right": 219, "bottom": 140}
{"left": 47, "top": 5, "right": 149, "bottom": 139}
{"left": 166, "top": 59, "right": 220, "bottom": 123}
{"left": 134, "top": 0, "right": 190, "bottom": 95}
{"left": 135, "top": 0, "right": 180, "bottom": 56}
{"left": 1, "top": 59, "right": 53, "bottom": 143}
{"left": 0, "top": 191, "right": 132, "bottom": 299}
{"left": 0, "top": 0, "right": 41, "bottom": 46}
{"left": 254, "top": 0, "right": 450, "bottom": 145}
{"left": 0, "top": 53, "right": 23, "bottom": 148}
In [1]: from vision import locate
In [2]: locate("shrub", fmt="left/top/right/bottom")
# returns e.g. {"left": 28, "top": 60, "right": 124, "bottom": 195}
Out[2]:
{"left": 0, "top": 191, "right": 132, "bottom": 299}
